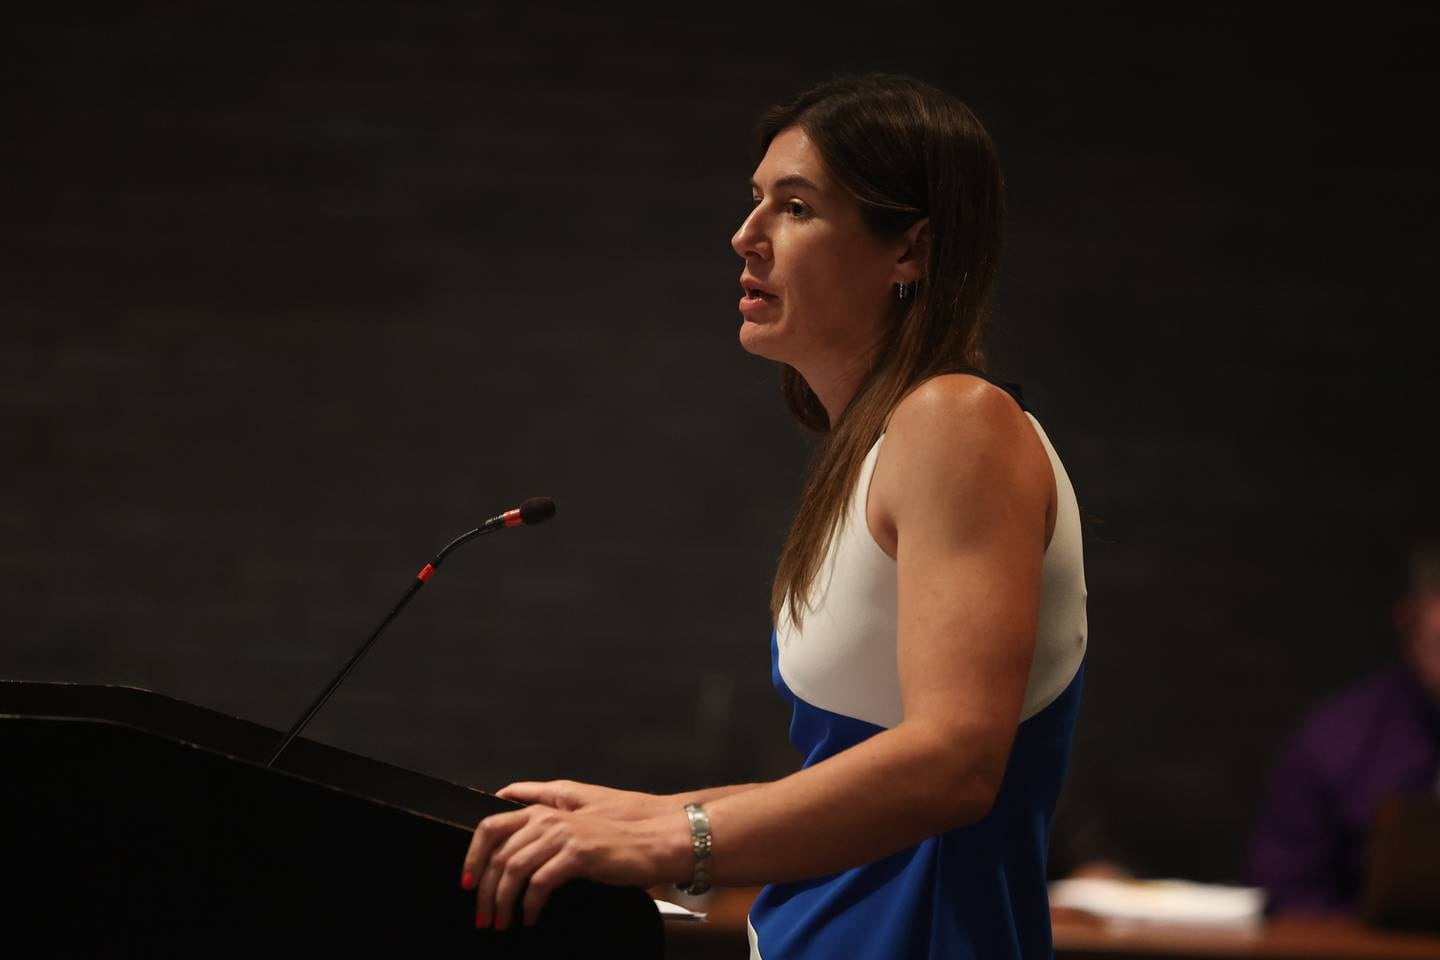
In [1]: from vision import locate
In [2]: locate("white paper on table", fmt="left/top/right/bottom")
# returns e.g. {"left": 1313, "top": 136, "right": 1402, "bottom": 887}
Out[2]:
{"left": 653, "top": 898, "right": 708, "bottom": 922}
{"left": 1049, "top": 877, "right": 1264, "bottom": 928}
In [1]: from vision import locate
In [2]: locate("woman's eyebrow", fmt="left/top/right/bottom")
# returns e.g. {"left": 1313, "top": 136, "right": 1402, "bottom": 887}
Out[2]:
{"left": 751, "top": 175, "right": 821, "bottom": 193}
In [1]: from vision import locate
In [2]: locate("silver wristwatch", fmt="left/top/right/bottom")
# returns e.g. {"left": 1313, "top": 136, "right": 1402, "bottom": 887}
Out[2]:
{"left": 678, "top": 803, "right": 713, "bottom": 895}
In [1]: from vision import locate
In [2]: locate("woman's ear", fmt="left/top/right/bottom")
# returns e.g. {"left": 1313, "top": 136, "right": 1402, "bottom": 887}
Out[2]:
{"left": 894, "top": 218, "right": 930, "bottom": 284}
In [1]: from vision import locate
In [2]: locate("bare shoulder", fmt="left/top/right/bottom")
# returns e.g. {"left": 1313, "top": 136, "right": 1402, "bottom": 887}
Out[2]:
{"left": 886, "top": 373, "right": 1031, "bottom": 444}
{"left": 870, "top": 374, "right": 1053, "bottom": 549}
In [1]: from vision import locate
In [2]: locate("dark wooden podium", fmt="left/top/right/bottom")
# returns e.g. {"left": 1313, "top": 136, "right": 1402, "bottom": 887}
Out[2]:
{"left": 0, "top": 681, "right": 663, "bottom": 957}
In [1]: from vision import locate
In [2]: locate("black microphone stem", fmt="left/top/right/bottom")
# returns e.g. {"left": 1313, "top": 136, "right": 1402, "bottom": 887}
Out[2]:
{"left": 263, "top": 522, "right": 502, "bottom": 768}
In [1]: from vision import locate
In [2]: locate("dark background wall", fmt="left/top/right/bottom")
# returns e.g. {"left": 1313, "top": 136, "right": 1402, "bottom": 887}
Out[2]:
{"left": 4, "top": 3, "right": 1436, "bottom": 883}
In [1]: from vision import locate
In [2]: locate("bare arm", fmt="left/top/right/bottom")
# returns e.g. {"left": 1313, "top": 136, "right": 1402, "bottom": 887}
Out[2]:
{"left": 701, "top": 377, "right": 1052, "bottom": 882}
{"left": 673, "top": 783, "right": 767, "bottom": 806}
{"left": 462, "top": 376, "right": 1053, "bottom": 922}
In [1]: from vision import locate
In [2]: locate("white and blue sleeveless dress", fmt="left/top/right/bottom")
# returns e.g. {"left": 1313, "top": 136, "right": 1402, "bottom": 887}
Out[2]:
{"left": 747, "top": 374, "right": 1088, "bottom": 960}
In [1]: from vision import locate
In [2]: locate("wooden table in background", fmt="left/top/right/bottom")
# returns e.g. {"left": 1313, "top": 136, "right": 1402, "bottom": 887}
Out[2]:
{"left": 1052, "top": 907, "right": 1440, "bottom": 959}
{"left": 660, "top": 888, "right": 1440, "bottom": 960}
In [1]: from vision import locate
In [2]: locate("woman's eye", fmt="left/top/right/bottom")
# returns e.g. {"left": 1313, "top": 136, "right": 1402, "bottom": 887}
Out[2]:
{"left": 787, "top": 200, "right": 809, "bottom": 218}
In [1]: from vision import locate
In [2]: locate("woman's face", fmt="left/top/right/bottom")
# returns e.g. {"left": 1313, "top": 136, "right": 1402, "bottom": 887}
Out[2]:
{"left": 731, "top": 127, "right": 902, "bottom": 370}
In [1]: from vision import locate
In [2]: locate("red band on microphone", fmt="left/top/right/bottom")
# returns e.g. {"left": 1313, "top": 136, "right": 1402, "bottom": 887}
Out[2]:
{"left": 502, "top": 508, "right": 523, "bottom": 528}
{"left": 417, "top": 563, "right": 435, "bottom": 582}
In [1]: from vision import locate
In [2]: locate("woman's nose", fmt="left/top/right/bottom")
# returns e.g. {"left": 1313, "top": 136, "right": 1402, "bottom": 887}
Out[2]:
{"left": 731, "top": 209, "right": 767, "bottom": 260}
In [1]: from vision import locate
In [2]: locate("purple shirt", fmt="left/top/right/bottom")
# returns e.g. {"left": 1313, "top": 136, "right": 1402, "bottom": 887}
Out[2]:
{"left": 1246, "top": 664, "right": 1440, "bottom": 915}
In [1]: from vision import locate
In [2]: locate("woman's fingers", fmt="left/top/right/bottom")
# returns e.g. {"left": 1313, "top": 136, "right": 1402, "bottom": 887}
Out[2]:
{"left": 492, "top": 828, "right": 568, "bottom": 930}
{"left": 474, "top": 809, "right": 564, "bottom": 928}
{"left": 462, "top": 803, "right": 652, "bottom": 931}
{"left": 522, "top": 851, "right": 580, "bottom": 927}
{"left": 494, "top": 781, "right": 663, "bottom": 820}
{"left": 495, "top": 781, "right": 560, "bottom": 804}
{"left": 474, "top": 815, "right": 540, "bottom": 926}
{"left": 461, "top": 810, "right": 526, "bottom": 892}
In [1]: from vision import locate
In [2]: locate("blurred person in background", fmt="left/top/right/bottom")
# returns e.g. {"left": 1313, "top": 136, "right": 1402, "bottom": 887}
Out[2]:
{"left": 1247, "top": 540, "right": 1440, "bottom": 914}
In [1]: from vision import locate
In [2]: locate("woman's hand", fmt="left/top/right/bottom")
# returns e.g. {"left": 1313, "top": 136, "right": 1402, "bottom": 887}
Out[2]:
{"left": 495, "top": 779, "right": 672, "bottom": 821}
{"left": 459, "top": 803, "right": 690, "bottom": 930}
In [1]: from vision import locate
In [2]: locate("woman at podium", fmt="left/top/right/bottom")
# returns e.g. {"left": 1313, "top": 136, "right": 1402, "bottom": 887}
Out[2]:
{"left": 462, "top": 73, "right": 1089, "bottom": 960}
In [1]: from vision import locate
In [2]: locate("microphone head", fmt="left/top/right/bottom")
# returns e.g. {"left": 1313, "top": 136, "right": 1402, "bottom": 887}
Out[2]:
{"left": 518, "top": 496, "right": 556, "bottom": 526}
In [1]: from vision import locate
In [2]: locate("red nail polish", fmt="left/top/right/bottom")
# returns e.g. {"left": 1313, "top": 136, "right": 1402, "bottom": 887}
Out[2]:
{"left": 475, "top": 912, "right": 487, "bottom": 929}
{"left": 495, "top": 915, "right": 508, "bottom": 931}
{"left": 461, "top": 871, "right": 476, "bottom": 890}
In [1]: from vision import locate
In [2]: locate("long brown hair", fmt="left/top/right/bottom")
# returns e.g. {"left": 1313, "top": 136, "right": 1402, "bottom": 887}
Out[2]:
{"left": 765, "top": 74, "right": 1006, "bottom": 626}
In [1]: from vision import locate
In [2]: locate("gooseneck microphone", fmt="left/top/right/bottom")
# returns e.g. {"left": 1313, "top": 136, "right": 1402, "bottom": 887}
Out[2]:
{"left": 264, "top": 496, "right": 557, "bottom": 768}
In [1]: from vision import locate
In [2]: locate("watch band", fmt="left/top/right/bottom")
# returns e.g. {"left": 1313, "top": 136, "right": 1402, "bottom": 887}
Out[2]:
{"left": 679, "top": 803, "right": 713, "bottom": 895}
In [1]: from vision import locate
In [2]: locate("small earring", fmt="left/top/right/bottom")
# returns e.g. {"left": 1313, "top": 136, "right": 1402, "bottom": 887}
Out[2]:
{"left": 897, "top": 281, "right": 907, "bottom": 301}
